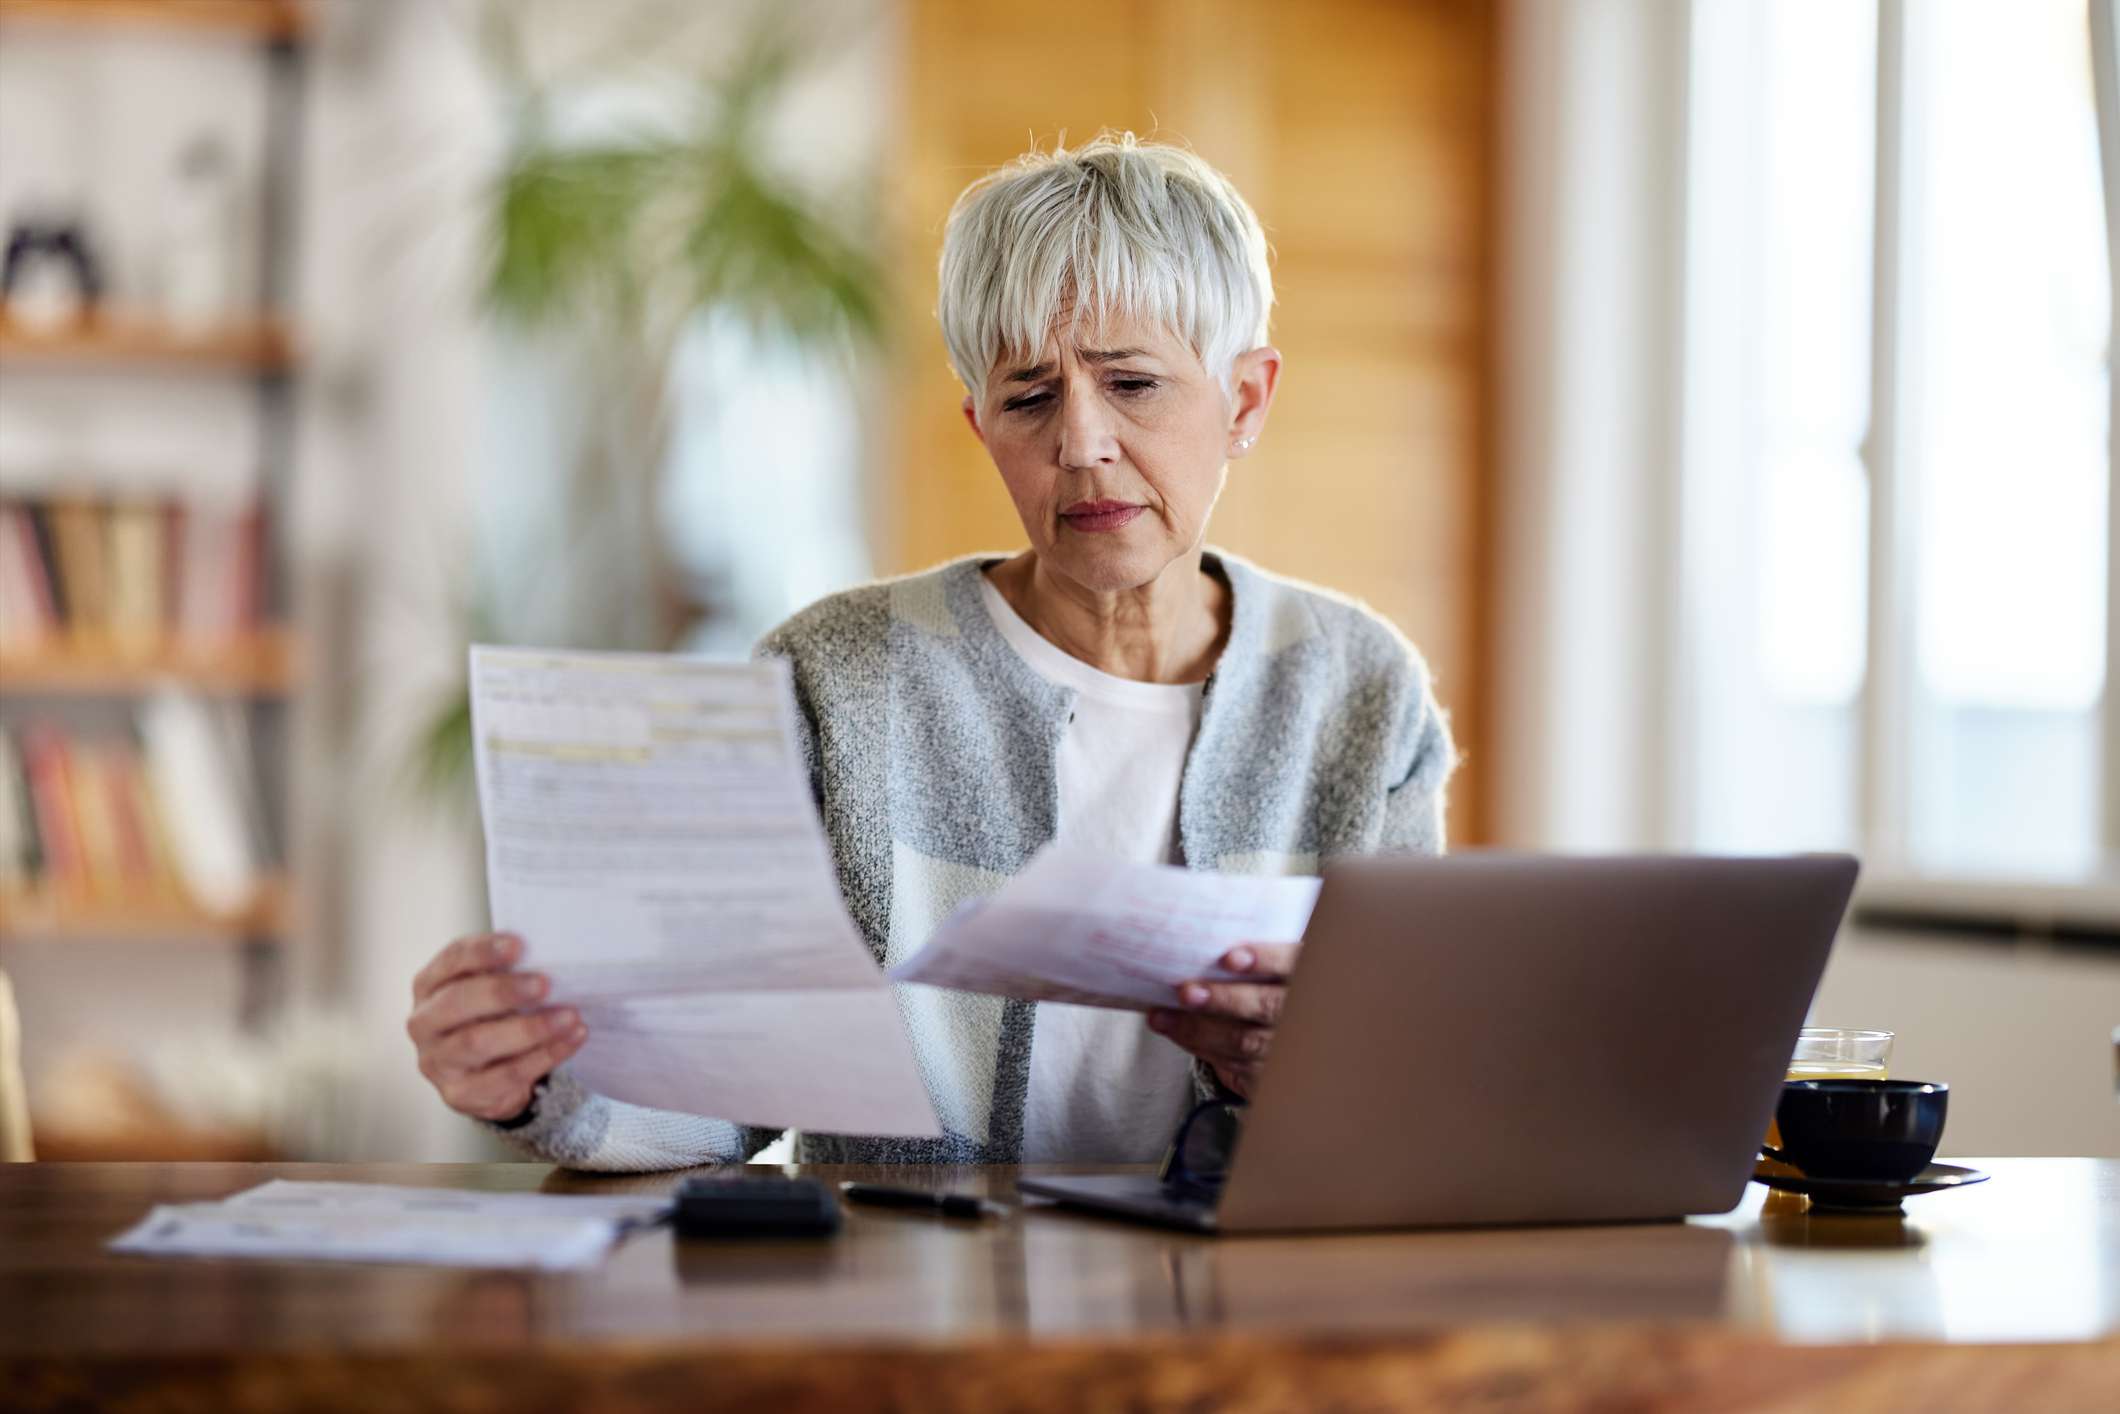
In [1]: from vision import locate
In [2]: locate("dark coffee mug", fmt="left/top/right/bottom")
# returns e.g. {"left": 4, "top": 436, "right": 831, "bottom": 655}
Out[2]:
{"left": 1769, "top": 1079, "right": 1948, "bottom": 1183}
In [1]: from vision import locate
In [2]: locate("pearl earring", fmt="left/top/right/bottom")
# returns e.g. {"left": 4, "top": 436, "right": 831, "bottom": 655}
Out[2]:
{"left": 1233, "top": 436, "right": 1255, "bottom": 452}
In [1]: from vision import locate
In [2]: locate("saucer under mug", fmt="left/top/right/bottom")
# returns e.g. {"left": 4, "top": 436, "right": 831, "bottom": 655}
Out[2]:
{"left": 1749, "top": 1160, "right": 1990, "bottom": 1213}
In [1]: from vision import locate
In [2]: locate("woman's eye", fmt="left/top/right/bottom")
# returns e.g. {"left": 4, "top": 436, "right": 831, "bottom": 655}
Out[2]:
{"left": 1109, "top": 378, "right": 1158, "bottom": 396}
{"left": 1002, "top": 392, "right": 1051, "bottom": 414}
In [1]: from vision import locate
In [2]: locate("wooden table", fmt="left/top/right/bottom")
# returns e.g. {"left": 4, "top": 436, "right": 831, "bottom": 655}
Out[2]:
{"left": 5, "top": 1158, "right": 2117, "bottom": 1411}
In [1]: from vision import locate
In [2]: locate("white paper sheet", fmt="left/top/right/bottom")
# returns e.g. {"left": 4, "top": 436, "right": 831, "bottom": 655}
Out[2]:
{"left": 109, "top": 1180, "right": 676, "bottom": 1270}
{"left": 223, "top": 1179, "right": 671, "bottom": 1225}
{"left": 888, "top": 844, "right": 1322, "bottom": 1009}
{"left": 110, "top": 1206, "right": 620, "bottom": 1270}
{"left": 471, "top": 646, "right": 940, "bottom": 1138}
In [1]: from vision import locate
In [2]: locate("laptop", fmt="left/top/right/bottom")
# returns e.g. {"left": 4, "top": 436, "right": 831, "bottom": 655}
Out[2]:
{"left": 1017, "top": 852, "right": 1859, "bottom": 1233}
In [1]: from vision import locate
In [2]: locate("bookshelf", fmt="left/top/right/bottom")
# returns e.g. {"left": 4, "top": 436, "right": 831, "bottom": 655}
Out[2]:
{"left": 30, "top": 1120, "right": 274, "bottom": 1162}
{"left": 0, "top": 628, "right": 298, "bottom": 695}
{"left": 0, "top": 874, "right": 290, "bottom": 942}
{"left": 0, "top": 0, "right": 308, "bottom": 1161}
{"left": 0, "top": 1, "right": 306, "bottom": 41}
{"left": 0, "top": 310, "right": 296, "bottom": 373}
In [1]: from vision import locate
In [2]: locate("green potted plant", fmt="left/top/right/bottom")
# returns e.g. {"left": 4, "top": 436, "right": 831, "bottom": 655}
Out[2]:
{"left": 409, "top": 3, "right": 885, "bottom": 809}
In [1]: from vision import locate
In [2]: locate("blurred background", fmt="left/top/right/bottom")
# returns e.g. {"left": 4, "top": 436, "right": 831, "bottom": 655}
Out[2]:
{"left": 0, "top": 0, "right": 2113, "bottom": 1164}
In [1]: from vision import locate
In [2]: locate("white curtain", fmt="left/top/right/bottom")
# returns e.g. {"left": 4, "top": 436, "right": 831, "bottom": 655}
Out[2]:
{"left": 1493, "top": 0, "right": 1691, "bottom": 852}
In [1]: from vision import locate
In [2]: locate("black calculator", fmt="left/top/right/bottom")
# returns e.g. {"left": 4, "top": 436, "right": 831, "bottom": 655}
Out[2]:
{"left": 673, "top": 1175, "right": 842, "bottom": 1238}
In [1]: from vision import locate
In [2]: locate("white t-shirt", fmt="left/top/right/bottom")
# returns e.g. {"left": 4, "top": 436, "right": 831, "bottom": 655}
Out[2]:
{"left": 977, "top": 572, "right": 1205, "bottom": 1163}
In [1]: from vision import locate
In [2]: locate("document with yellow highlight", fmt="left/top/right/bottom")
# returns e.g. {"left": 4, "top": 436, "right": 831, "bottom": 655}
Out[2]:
{"left": 469, "top": 646, "right": 940, "bottom": 1137}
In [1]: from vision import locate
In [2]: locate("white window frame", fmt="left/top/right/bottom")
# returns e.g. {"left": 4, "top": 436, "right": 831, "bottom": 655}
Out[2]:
{"left": 1497, "top": 1, "right": 2120, "bottom": 932}
{"left": 2092, "top": 0, "right": 2120, "bottom": 876}
{"left": 1857, "top": 0, "right": 1913, "bottom": 870}
{"left": 1849, "top": 0, "right": 2120, "bottom": 930}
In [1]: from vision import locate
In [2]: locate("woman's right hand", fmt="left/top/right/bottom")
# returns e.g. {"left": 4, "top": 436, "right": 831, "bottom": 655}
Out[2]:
{"left": 407, "top": 932, "right": 588, "bottom": 1122}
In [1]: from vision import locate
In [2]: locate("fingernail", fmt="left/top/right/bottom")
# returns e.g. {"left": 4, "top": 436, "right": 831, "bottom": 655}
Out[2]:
{"left": 1181, "top": 983, "right": 1210, "bottom": 1008}
{"left": 1148, "top": 1010, "right": 1170, "bottom": 1033}
{"left": 517, "top": 974, "right": 546, "bottom": 1000}
{"left": 553, "top": 1008, "right": 578, "bottom": 1030}
{"left": 1228, "top": 947, "right": 1255, "bottom": 972}
{"left": 495, "top": 934, "right": 522, "bottom": 960}
{"left": 567, "top": 1023, "right": 588, "bottom": 1042}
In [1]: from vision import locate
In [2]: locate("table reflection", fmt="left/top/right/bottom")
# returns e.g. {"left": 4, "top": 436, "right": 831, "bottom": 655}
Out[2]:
{"left": 1017, "top": 1204, "right": 1736, "bottom": 1334}
{"left": 1709, "top": 1162, "right": 2120, "bottom": 1343}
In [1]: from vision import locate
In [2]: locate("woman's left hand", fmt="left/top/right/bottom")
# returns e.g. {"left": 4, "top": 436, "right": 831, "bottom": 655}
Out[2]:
{"left": 1148, "top": 943, "right": 1299, "bottom": 1099}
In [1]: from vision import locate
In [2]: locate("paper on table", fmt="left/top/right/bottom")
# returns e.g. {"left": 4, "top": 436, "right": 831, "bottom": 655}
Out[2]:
{"left": 223, "top": 1179, "right": 671, "bottom": 1226}
{"left": 109, "top": 1204, "right": 625, "bottom": 1270}
{"left": 470, "top": 646, "right": 940, "bottom": 1138}
{"left": 889, "top": 844, "right": 1322, "bottom": 1010}
{"left": 109, "top": 1181, "right": 676, "bottom": 1270}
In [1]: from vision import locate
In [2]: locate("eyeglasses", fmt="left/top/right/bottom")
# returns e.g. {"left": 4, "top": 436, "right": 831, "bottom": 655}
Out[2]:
{"left": 1157, "top": 1097, "right": 1247, "bottom": 1199}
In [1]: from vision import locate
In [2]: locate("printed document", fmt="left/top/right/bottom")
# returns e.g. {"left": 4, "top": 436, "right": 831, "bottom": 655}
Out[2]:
{"left": 470, "top": 646, "right": 939, "bottom": 1137}
{"left": 109, "top": 1180, "right": 673, "bottom": 1270}
{"left": 889, "top": 844, "right": 1321, "bottom": 1009}
{"left": 223, "top": 1178, "right": 671, "bottom": 1224}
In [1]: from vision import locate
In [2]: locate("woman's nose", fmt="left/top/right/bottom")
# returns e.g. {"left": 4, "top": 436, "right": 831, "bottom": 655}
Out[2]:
{"left": 1055, "top": 390, "right": 1120, "bottom": 471}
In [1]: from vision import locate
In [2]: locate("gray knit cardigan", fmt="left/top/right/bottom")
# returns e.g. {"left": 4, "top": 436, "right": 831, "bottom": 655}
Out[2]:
{"left": 494, "top": 550, "right": 1455, "bottom": 1171}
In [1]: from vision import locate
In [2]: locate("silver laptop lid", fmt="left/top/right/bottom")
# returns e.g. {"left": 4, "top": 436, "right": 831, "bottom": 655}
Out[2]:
{"left": 1214, "top": 853, "right": 1858, "bottom": 1234}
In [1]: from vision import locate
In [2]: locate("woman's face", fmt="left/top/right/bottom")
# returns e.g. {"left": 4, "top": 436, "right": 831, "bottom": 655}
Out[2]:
{"left": 963, "top": 315, "right": 1276, "bottom": 594}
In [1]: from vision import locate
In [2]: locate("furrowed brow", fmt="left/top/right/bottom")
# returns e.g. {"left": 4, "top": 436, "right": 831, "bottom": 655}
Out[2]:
{"left": 1000, "top": 348, "right": 1153, "bottom": 385}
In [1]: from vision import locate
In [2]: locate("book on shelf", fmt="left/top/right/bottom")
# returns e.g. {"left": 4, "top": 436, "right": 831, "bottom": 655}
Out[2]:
{"left": 137, "top": 688, "right": 267, "bottom": 914}
{"left": 107, "top": 500, "right": 163, "bottom": 654}
{"left": 47, "top": 499, "right": 110, "bottom": 634}
{"left": 0, "top": 494, "right": 264, "bottom": 656}
{"left": 0, "top": 696, "right": 267, "bottom": 919}
{"left": 0, "top": 506, "right": 60, "bottom": 641}
{"left": 18, "top": 723, "right": 85, "bottom": 896}
{"left": 0, "top": 729, "right": 37, "bottom": 891}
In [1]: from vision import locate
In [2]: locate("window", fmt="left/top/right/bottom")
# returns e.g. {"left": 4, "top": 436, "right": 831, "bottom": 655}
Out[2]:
{"left": 1899, "top": 0, "right": 2109, "bottom": 877}
{"left": 1681, "top": 0, "right": 2115, "bottom": 885}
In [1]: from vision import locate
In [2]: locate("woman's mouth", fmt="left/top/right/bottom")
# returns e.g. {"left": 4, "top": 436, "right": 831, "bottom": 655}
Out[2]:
{"left": 1059, "top": 500, "right": 1146, "bottom": 533}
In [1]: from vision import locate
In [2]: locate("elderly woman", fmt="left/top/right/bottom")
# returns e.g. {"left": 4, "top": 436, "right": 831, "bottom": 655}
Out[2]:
{"left": 407, "top": 134, "right": 1454, "bottom": 1170}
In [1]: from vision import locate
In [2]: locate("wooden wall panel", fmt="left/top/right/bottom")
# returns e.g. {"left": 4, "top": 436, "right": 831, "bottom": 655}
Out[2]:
{"left": 887, "top": 0, "right": 1494, "bottom": 844}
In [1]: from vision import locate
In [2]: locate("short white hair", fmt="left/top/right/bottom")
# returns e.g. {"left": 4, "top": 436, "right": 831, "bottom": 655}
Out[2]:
{"left": 936, "top": 132, "right": 1274, "bottom": 397}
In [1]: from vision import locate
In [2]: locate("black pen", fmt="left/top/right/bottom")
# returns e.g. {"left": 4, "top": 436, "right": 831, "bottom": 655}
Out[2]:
{"left": 838, "top": 1182, "right": 1010, "bottom": 1220}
